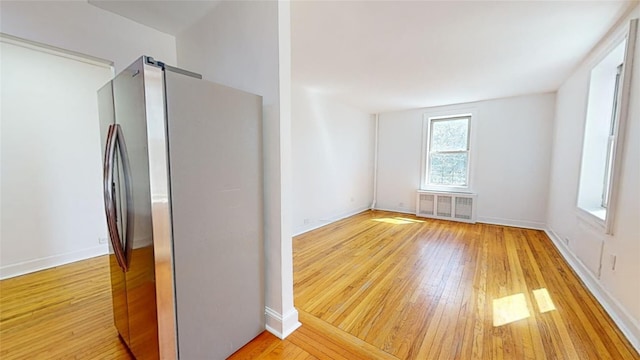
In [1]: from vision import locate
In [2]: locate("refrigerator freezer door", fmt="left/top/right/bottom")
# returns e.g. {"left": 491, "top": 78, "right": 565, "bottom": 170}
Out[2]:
{"left": 98, "top": 82, "right": 130, "bottom": 346}
{"left": 165, "top": 70, "right": 264, "bottom": 359}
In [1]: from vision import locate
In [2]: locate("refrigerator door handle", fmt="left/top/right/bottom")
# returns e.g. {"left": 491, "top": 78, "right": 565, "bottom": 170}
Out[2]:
{"left": 103, "top": 124, "right": 133, "bottom": 271}
{"left": 117, "top": 124, "right": 134, "bottom": 269}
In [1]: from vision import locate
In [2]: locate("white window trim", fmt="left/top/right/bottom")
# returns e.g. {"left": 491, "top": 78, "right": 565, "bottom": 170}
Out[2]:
{"left": 420, "top": 107, "right": 477, "bottom": 193}
{"left": 603, "top": 19, "right": 636, "bottom": 235}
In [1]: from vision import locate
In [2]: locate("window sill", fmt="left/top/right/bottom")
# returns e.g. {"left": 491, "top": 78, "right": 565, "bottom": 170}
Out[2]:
{"left": 576, "top": 206, "right": 606, "bottom": 229}
{"left": 588, "top": 208, "right": 606, "bottom": 221}
{"left": 419, "top": 188, "right": 474, "bottom": 195}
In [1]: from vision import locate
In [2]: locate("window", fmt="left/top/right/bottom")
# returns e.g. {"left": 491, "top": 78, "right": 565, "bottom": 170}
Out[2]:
{"left": 576, "top": 16, "right": 636, "bottom": 234}
{"left": 424, "top": 115, "right": 471, "bottom": 188}
{"left": 577, "top": 39, "right": 625, "bottom": 222}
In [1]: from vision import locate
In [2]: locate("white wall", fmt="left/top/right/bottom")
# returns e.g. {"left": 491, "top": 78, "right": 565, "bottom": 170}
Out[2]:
{"left": 0, "top": 1, "right": 176, "bottom": 70}
{"left": 292, "top": 86, "right": 374, "bottom": 235}
{"left": 0, "top": 2, "right": 177, "bottom": 278}
{"left": 547, "top": 6, "right": 640, "bottom": 349}
{"left": 376, "top": 93, "right": 555, "bottom": 229}
{"left": 176, "top": 1, "right": 299, "bottom": 339}
{"left": 0, "top": 40, "right": 113, "bottom": 278}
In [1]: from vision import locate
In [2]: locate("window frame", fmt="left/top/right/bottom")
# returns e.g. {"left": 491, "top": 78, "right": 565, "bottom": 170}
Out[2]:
{"left": 601, "top": 63, "right": 622, "bottom": 209}
{"left": 575, "top": 19, "right": 637, "bottom": 234}
{"left": 421, "top": 112, "right": 474, "bottom": 192}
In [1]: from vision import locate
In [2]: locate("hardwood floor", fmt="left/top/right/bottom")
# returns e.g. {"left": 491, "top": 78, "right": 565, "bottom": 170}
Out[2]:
{"left": 1, "top": 210, "right": 637, "bottom": 359}
{"left": 0, "top": 256, "right": 132, "bottom": 359}
{"left": 287, "top": 210, "right": 638, "bottom": 359}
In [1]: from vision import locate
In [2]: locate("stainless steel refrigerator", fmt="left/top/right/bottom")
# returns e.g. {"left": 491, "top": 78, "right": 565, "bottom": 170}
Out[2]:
{"left": 98, "top": 56, "right": 264, "bottom": 359}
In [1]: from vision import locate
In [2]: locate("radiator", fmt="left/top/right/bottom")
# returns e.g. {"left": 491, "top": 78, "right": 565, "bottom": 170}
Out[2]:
{"left": 416, "top": 190, "right": 477, "bottom": 223}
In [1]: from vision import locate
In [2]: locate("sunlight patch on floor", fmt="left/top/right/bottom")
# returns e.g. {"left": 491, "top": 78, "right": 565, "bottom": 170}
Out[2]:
{"left": 533, "top": 288, "right": 556, "bottom": 313}
{"left": 492, "top": 293, "right": 530, "bottom": 326}
{"left": 372, "top": 217, "right": 424, "bottom": 225}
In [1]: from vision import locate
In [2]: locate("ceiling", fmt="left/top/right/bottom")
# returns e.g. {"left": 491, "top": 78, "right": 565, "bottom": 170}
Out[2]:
{"left": 88, "top": 0, "right": 636, "bottom": 113}
{"left": 88, "top": 0, "right": 221, "bottom": 35}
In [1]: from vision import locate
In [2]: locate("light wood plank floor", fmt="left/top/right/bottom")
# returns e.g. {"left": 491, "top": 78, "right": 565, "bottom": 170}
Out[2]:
{"left": 1, "top": 210, "right": 638, "bottom": 359}
{"left": 284, "top": 210, "right": 638, "bottom": 359}
{"left": 0, "top": 256, "right": 132, "bottom": 359}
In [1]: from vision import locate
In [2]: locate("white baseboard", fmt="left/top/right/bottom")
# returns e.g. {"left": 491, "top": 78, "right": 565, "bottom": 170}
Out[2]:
{"left": 265, "top": 306, "right": 301, "bottom": 339}
{"left": 0, "top": 245, "right": 108, "bottom": 280}
{"left": 370, "top": 206, "right": 415, "bottom": 215}
{"left": 374, "top": 207, "right": 546, "bottom": 230}
{"left": 292, "top": 206, "right": 370, "bottom": 236}
{"left": 477, "top": 216, "right": 546, "bottom": 230}
{"left": 545, "top": 228, "right": 640, "bottom": 353}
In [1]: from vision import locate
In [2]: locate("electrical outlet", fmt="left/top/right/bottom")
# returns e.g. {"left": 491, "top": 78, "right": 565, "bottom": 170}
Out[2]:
{"left": 564, "top": 237, "right": 570, "bottom": 245}
{"left": 610, "top": 254, "right": 617, "bottom": 271}
{"left": 399, "top": 202, "right": 404, "bottom": 208}
{"left": 99, "top": 237, "right": 108, "bottom": 245}
{"left": 303, "top": 219, "right": 310, "bottom": 225}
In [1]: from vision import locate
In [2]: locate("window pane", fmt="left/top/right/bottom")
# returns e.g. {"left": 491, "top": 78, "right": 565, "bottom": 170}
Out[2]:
{"left": 429, "top": 152, "right": 468, "bottom": 185}
{"left": 430, "top": 118, "right": 469, "bottom": 152}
